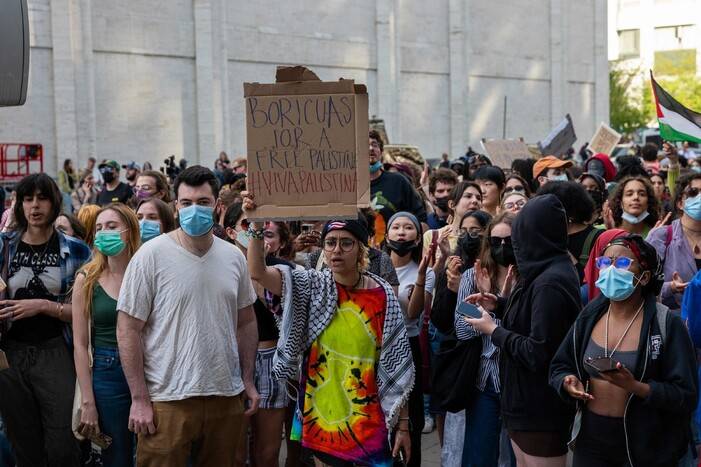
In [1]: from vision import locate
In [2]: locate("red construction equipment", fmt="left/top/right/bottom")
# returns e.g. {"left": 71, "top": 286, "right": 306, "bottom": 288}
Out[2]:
{"left": 1, "top": 142, "right": 42, "bottom": 179}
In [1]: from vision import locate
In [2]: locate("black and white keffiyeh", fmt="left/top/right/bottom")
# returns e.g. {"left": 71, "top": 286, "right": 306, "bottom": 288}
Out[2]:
{"left": 272, "top": 265, "right": 415, "bottom": 429}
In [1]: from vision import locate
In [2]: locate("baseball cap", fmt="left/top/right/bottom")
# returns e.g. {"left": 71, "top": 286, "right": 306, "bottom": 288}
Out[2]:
{"left": 98, "top": 160, "right": 120, "bottom": 171}
{"left": 122, "top": 161, "right": 141, "bottom": 171}
{"left": 532, "top": 155, "right": 573, "bottom": 179}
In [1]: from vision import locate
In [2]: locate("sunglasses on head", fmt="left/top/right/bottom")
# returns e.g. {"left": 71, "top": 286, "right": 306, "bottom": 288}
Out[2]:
{"left": 503, "top": 185, "right": 526, "bottom": 194}
{"left": 489, "top": 236, "right": 511, "bottom": 248}
{"left": 595, "top": 256, "right": 634, "bottom": 270}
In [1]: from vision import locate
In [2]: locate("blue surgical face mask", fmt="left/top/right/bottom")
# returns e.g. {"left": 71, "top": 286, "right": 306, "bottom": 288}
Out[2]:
{"left": 692, "top": 166, "right": 701, "bottom": 174}
{"left": 139, "top": 219, "right": 161, "bottom": 242}
{"left": 684, "top": 194, "right": 701, "bottom": 221}
{"left": 369, "top": 161, "right": 383, "bottom": 174}
{"left": 178, "top": 205, "right": 214, "bottom": 237}
{"left": 596, "top": 266, "right": 641, "bottom": 301}
{"left": 621, "top": 210, "right": 649, "bottom": 225}
{"left": 549, "top": 173, "right": 568, "bottom": 182}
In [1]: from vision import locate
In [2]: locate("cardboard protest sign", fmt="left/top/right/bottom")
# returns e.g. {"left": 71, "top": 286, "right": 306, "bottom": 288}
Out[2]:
{"left": 539, "top": 114, "right": 576, "bottom": 157}
{"left": 481, "top": 139, "right": 531, "bottom": 168}
{"left": 244, "top": 66, "right": 370, "bottom": 221}
{"left": 588, "top": 122, "right": 621, "bottom": 156}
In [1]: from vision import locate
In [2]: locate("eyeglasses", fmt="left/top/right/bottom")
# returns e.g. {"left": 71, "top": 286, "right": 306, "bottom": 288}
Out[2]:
{"left": 489, "top": 236, "right": 512, "bottom": 248}
{"left": 323, "top": 237, "right": 357, "bottom": 252}
{"left": 595, "top": 256, "right": 634, "bottom": 270}
{"left": 503, "top": 185, "right": 526, "bottom": 194}
{"left": 503, "top": 199, "right": 526, "bottom": 210}
{"left": 458, "top": 228, "right": 483, "bottom": 238}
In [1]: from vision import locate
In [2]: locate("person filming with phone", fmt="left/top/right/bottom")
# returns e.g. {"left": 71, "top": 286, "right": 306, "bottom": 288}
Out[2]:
{"left": 550, "top": 235, "right": 697, "bottom": 466}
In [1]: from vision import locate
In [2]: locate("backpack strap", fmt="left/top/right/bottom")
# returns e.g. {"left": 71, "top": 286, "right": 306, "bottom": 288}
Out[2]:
{"left": 655, "top": 302, "right": 669, "bottom": 347}
{"left": 578, "top": 227, "right": 603, "bottom": 268}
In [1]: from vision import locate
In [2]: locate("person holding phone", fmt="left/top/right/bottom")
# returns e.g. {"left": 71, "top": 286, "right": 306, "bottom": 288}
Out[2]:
{"left": 385, "top": 212, "right": 436, "bottom": 467}
{"left": 550, "top": 235, "right": 697, "bottom": 466}
{"left": 453, "top": 212, "right": 517, "bottom": 467}
{"left": 72, "top": 203, "right": 141, "bottom": 466}
{"left": 243, "top": 192, "right": 413, "bottom": 467}
{"left": 463, "top": 195, "right": 581, "bottom": 467}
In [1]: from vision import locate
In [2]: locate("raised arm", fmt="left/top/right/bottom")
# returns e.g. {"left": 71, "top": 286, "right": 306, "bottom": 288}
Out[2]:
{"left": 242, "top": 192, "right": 282, "bottom": 296}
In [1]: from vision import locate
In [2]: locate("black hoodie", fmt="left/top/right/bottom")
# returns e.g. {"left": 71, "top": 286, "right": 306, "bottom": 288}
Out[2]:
{"left": 550, "top": 295, "right": 698, "bottom": 466}
{"left": 490, "top": 194, "right": 582, "bottom": 432}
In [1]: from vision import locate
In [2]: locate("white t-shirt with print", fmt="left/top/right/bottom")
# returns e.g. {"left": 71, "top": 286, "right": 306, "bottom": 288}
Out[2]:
{"left": 117, "top": 234, "right": 257, "bottom": 401}
{"left": 395, "top": 262, "right": 435, "bottom": 337}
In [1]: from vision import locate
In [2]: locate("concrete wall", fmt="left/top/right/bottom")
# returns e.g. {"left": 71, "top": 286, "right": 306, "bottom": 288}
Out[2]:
{"left": 0, "top": 0, "right": 608, "bottom": 176}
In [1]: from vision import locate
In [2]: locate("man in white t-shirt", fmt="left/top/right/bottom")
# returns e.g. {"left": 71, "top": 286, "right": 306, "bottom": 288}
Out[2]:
{"left": 117, "top": 165, "right": 259, "bottom": 466}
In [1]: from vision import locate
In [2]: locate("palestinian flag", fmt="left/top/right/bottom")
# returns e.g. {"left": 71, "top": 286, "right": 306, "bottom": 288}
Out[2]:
{"left": 651, "top": 71, "right": 701, "bottom": 143}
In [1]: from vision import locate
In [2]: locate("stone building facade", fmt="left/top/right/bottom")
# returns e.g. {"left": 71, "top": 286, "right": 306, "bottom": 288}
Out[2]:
{"left": 0, "top": 0, "right": 608, "bottom": 175}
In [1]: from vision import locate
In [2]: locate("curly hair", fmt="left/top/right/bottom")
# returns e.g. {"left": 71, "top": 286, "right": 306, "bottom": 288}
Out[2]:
{"left": 428, "top": 168, "right": 459, "bottom": 195}
{"left": 609, "top": 176, "right": 660, "bottom": 228}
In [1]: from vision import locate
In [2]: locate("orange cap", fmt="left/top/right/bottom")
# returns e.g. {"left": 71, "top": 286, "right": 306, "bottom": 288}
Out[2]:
{"left": 532, "top": 156, "right": 573, "bottom": 179}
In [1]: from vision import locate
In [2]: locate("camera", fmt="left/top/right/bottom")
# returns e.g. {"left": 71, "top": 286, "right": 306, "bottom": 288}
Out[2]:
{"left": 160, "top": 155, "right": 186, "bottom": 183}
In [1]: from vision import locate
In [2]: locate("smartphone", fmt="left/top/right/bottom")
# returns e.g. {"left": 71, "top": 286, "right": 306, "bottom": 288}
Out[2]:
{"left": 90, "top": 432, "right": 113, "bottom": 450}
{"left": 301, "top": 223, "right": 314, "bottom": 234}
{"left": 394, "top": 449, "right": 407, "bottom": 467}
{"left": 456, "top": 301, "right": 482, "bottom": 319}
{"left": 584, "top": 356, "right": 618, "bottom": 373}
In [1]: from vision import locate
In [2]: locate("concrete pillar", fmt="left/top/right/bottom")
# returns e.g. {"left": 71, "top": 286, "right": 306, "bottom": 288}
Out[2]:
{"left": 594, "top": 0, "right": 610, "bottom": 126}
{"left": 549, "top": 0, "right": 565, "bottom": 127}
{"left": 449, "top": 0, "right": 468, "bottom": 158}
{"left": 194, "top": 0, "right": 216, "bottom": 165}
{"left": 376, "top": 0, "right": 400, "bottom": 143}
{"left": 639, "top": 0, "right": 655, "bottom": 71}
{"left": 49, "top": 0, "right": 79, "bottom": 175}
{"left": 73, "top": 0, "right": 97, "bottom": 167}
{"left": 217, "top": 0, "right": 231, "bottom": 155}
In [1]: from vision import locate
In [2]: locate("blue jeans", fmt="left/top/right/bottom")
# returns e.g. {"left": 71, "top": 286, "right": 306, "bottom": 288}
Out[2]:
{"left": 463, "top": 382, "right": 501, "bottom": 467}
{"left": 92, "top": 347, "right": 134, "bottom": 467}
{"left": 0, "top": 417, "right": 14, "bottom": 467}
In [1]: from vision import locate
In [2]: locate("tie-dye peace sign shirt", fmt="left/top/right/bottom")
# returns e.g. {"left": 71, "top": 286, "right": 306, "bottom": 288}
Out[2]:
{"left": 291, "top": 284, "right": 392, "bottom": 466}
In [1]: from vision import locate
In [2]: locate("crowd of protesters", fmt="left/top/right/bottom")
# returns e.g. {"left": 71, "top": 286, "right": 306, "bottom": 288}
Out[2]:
{"left": 0, "top": 135, "right": 700, "bottom": 467}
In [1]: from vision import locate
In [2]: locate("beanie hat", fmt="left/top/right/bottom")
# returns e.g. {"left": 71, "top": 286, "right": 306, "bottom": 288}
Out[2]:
{"left": 321, "top": 217, "right": 369, "bottom": 246}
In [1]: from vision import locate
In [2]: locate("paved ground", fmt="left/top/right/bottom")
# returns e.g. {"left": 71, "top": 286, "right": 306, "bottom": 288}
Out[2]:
{"left": 278, "top": 430, "right": 445, "bottom": 466}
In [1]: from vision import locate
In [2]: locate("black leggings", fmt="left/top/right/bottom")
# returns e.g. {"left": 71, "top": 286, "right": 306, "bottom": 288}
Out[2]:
{"left": 572, "top": 410, "right": 630, "bottom": 467}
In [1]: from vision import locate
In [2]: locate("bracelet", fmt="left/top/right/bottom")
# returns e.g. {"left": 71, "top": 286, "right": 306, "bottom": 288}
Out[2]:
{"left": 397, "top": 429, "right": 410, "bottom": 433}
{"left": 246, "top": 225, "right": 265, "bottom": 240}
{"left": 415, "top": 283, "right": 425, "bottom": 288}
{"left": 58, "top": 303, "right": 64, "bottom": 319}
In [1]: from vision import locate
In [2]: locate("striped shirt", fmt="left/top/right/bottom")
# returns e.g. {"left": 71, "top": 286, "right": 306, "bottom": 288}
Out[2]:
{"left": 454, "top": 267, "right": 502, "bottom": 393}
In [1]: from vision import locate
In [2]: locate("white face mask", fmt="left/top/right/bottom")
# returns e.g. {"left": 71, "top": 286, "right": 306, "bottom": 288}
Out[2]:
{"left": 621, "top": 210, "right": 650, "bottom": 225}
{"left": 549, "top": 173, "right": 568, "bottom": 182}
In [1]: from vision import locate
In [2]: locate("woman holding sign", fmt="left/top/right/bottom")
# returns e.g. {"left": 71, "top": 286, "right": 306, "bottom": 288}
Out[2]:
{"left": 243, "top": 192, "right": 413, "bottom": 467}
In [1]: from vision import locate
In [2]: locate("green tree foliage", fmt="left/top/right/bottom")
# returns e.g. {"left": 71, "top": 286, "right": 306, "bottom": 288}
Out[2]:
{"left": 610, "top": 63, "right": 648, "bottom": 135}
{"left": 642, "top": 73, "right": 701, "bottom": 120}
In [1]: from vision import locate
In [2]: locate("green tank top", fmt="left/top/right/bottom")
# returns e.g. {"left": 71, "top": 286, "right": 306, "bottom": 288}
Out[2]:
{"left": 92, "top": 284, "right": 119, "bottom": 348}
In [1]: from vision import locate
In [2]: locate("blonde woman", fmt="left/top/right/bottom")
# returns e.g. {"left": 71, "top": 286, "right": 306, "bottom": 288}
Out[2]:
{"left": 72, "top": 203, "right": 141, "bottom": 466}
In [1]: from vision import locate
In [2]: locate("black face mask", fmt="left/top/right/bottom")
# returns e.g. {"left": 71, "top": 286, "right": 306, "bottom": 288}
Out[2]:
{"left": 587, "top": 189, "right": 604, "bottom": 209}
{"left": 102, "top": 172, "right": 115, "bottom": 184}
{"left": 458, "top": 235, "right": 482, "bottom": 259}
{"left": 434, "top": 197, "right": 450, "bottom": 213}
{"left": 491, "top": 243, "right": 516, "bottom": 267}
{"left": 386, "top": 239, "right": 416, "bottom": 257}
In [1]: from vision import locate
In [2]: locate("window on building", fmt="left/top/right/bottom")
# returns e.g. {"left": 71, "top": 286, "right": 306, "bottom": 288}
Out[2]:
{"left": 654, "top": 25, "right": 696, "bottom": 50}
{"left": 618, "top": 29, "right": 640, "bottom": 58}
